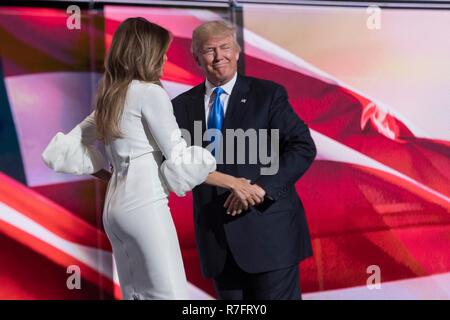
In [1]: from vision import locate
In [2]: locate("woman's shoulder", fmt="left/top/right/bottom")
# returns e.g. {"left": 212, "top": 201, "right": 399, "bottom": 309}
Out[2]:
{"left": 130, "top": 80, "right": 167, "bottom": 96}
{"left": 129, "top": 80, "right": 171, "bottom": 112}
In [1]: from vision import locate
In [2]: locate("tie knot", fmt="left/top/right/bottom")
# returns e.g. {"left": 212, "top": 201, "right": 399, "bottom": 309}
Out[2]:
{"left": 213, "top": 87, "right": 225, "bottom": 97}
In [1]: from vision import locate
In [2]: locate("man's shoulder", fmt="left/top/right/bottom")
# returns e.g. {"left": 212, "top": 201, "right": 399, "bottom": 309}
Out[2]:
{"left": 171, "top": 82, "right": 203, "bottom": 106}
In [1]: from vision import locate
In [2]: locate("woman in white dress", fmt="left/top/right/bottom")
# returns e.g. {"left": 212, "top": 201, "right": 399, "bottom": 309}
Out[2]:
{"left": 41, "top": 18, "right": 262, "bottom": 300}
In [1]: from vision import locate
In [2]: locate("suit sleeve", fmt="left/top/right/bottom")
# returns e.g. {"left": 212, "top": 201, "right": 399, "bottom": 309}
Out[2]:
{"left": 255, "top": 84, "right": 316, "bottom": 200}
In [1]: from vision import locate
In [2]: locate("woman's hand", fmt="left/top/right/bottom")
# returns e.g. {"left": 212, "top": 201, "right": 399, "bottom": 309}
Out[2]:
{"left": 204, "top": 172, "right": 265, "bottom": 215}
{"left": 224, "top": 178, "right": 265, "bottom": 216}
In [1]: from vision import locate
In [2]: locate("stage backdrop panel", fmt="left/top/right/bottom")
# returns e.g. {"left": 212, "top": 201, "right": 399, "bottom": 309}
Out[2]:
{"left": 0, "top": 3, "right": 449, "bottom": 300}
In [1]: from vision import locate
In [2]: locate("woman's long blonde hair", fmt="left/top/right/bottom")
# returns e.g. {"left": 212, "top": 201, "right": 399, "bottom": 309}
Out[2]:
{"left": 95, "top": 17, "right": 171, "bottom": 143}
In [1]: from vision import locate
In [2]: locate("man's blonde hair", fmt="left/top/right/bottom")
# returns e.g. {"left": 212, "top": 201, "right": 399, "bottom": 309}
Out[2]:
{"left": 191, "top": 20, "right": 241, "bottom": 55}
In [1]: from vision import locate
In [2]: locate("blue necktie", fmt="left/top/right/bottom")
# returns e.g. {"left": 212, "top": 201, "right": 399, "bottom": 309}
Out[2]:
{"left": 208, "top": 87, "right": 225, "bottom": 156}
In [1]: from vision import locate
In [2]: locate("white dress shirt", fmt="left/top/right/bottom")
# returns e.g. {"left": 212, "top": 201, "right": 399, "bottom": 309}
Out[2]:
{"left": 204, "top": 72, "right": 238, "bottom": 127}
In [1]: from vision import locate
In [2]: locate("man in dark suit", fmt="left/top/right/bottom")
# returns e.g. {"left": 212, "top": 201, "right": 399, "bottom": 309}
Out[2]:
{"left": 172, "top": 20, "right": 316, "bottom": 300}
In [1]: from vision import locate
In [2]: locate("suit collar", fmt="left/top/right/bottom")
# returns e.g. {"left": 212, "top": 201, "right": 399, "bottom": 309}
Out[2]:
{"left": 189, "top": 82, "right": 207, "bottom": 147}
{"left": 189, "top": 74, "right": 250, "bottom": 100}
{"left": 204, "top": 72, "right": 238, "bottom": 98}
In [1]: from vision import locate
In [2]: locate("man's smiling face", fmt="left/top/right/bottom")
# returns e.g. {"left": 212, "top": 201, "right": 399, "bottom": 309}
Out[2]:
{"left": 195, "top": 35, "right": 240, "bottom": 86}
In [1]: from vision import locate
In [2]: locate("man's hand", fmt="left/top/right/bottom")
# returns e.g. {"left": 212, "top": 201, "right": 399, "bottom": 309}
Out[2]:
{"left": 224, "top": 183, "right": 266, "bottom": 216}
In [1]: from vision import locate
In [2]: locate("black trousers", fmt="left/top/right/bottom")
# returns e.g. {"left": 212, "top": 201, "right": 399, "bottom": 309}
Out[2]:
{"left": 213, "top": 248, "right": 301, "bottom": 300}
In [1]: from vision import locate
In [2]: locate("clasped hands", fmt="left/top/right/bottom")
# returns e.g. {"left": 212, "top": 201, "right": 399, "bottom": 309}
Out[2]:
{"left": 224, "top": 178, "right": 266, "bottom": 216}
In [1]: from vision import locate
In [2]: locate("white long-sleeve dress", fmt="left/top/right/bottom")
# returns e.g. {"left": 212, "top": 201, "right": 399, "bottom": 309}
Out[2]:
{"left": 42, "top": 80, "right": 216, "bottom": 300}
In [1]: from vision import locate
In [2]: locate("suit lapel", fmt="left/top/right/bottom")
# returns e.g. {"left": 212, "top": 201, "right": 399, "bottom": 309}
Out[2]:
{"left": 216, "top": 75, "right": 251, "bottom": 176}
{"left": 189, "top": 83, "right": 208, "bottom": 148}
{"left": 222, "top": 75, "right": 250, "bottom": 133}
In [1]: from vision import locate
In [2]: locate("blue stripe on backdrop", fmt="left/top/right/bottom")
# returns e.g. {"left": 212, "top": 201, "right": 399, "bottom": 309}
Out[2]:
{"left": 0, "top": 59, "right": 27, "bottom": 184}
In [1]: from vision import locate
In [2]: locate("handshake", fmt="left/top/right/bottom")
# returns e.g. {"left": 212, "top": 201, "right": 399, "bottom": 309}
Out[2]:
{"left": 224, "top": 177, "right": 266, "bottom": 216}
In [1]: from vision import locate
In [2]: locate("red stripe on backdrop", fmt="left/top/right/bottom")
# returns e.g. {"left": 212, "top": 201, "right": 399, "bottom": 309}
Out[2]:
{"left": 32, "top": 180, "right": 107, "bottom": 230}
{"left": 103, "top": 6, "right": 207, "bottom": 40}
{"left": 0, "top": 232, "right": 115, "bottom": 299}
{"left": 163, "top": 60, "right": 204, "bottom": 86}
{"left": 0, "top": 173, "right": 111, "bottom": 251}
{"left": 299, "top": 161, "right": 450, "bottom": 238}
{"left": 299, "top": 224, "right": 450, "bottom": 292}
{"left": 296, "top": 161, "right": 450, "bottom": 291}
{"left": 0, "top": 219, "right": 115, "bottom": 299}
{"left": 0, "top": 7, "right": 105, "bottom": 77}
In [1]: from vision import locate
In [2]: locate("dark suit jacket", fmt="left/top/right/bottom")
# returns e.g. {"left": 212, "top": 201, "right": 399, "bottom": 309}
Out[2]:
{"left": 172, "top": 74, "right": 316, "bottom": 278}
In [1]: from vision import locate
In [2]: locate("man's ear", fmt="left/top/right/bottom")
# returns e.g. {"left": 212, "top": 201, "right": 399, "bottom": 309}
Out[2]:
{"left": 193, "top": 54, "right": 201, "bottom": 67}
